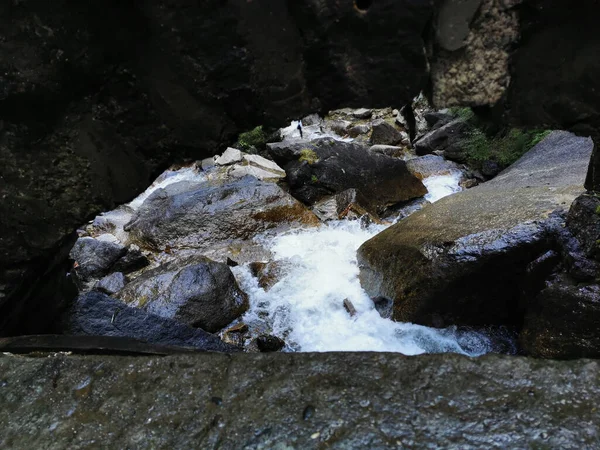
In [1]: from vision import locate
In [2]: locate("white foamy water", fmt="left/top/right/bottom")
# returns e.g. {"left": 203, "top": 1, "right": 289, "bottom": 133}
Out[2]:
{"left": 233, "top": 174, "right": 506, "bottom": 355}
{"left": 423, "top": 171, "right": 463, "bottom": 203}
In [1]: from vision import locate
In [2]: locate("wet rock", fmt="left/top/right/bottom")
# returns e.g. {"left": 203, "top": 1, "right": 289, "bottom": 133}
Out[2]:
{"left": 566, "top": 194, "right": 600, "bottom": 260}
{"left": 424, "top": 111, "right": 454, "bottom": 129}
{"left": 215, "top": 148, "right": 243, "bottom": 166}
{"left": 267, "top": 138, "right": 426, "bottom": 209}
{"left": 249, "top": 260, "right": 291, "bottom": 291}
{"left": 348, "top": 124, "right": 370, "bottom": 138}
{"left": 312, "top": 189, "right": 380, "bottom": 223}
{"left": 521, "top": 275, "right": 600, "bottom": 359}
{"left": 2, "top": 352, "right": 600, "bottom": 448}
{"left": 370, "top": 119, "right": 403, "bottom": 146}
{"left": 61, "top": 291, "right": 237, "bottom": 352}
{"left": 69, "top": 237, "right": 127, "bottom": 283}
{"left": 94, "top": 272, "right": 127, "bottom": 296}
{"left": 124, "top": 175, "right": 319, "bottom": 254}
{"left": 368, "top": 145, "right": 406, "bottom": 158}
{"left": 343, "top": 299, "right": 357, "bottom": 317}
{"left": 358, "top": 131, "right": 593, "bottom": 328}
{"left": 111, "top": 246, "right": 149, "bottom": 274}
{"left": 406, "top": 154, "right": 464, "bottom": 180}
{"left": 352, "top": 108, "right": 372, "bottom": 119}
{"left": 117, "top": 256, "right": 249, "bottom": 333}
{"left": 220, "top": 323, "right": 249, "bottom": 348}
{"left": 256, "top": 335, "right": 285, "bottom": 352}
{"left": 413, "top": 119, "right": 470, "bottom": 158}
{"left": 226, "top": 257, "right": 239, "bottom": 267}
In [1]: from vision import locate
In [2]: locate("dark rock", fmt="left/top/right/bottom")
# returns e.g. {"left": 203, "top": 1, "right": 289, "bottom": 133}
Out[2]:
{"left": 368, "top": 145, "right": 406, "bottom": 158}
{"left": 61, "top": 291, "right": 237, "bottom": 352}
{"left": 370, "top": 119, "right": 403, "bottom": 145}
{"left": 2, "top": 352, "right": 600, "bottom": 448}
{"left": 267, "top": 138, "right": 426, "bottom": 209}
{"left": 480, "top": 160, "right": 501, "bottom": 179}
{"left": 221, "top": 323, "right": 249, "bottom": 348}
{"left": 226, "top": 257, "right": 239, "bottom": 268}
{"left": 413, "top": 119, "right": 470, "bottom": 158}
{"left": 256, "top": 335, "right": 285, "bottom": 352}
{"left": 372, "top": 297, "right": 394, "bottom": 319}
{"left": 312, "top": 188, "right": 380, "bottom": 223}
{"left": 124, "top": 175, "right": 319, "bottom": 253}
{"left": 94, "top": 272, "right": 127, "bottom": 296}
{"left": 423, "top": 111, "right": 454, "bottom": 129}
{"left": 521, "top": 275, "right": 600, "bottom": 359}
{"left": 566, "top": 194, "right": 600, "bottom": 260}
{"left": 111, "top": 246, "right": 149, "bottom": 274}
{"left": 0, "top": 0, "right": 434, "bottom": 335}
{"left": 348, "top": 124, "right": 370, "bottom": 138}
{"left": 117, "top": 256, "right": 249, "bottom": 333}
{"left": 352, "top": 108, "right": 372, "bottom": 119}
{"left": 69, "top": 237, "right": 127, "bottom": 282}
{"left": 358, "top": 131, "right": 592, "bottom": 328}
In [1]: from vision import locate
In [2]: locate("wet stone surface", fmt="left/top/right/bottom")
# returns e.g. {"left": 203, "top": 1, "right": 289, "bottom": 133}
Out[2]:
{"left": 0, "top": 352, "right": 599, "bottom": 449}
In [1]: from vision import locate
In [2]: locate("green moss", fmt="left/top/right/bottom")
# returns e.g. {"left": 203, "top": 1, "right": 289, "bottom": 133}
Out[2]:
{"left": 299, "top": 148, "right": 319, "bottom": 164}
{"left": 448, "top": 107, "right": 475, "bottom": 122}
{"left": 238, "top": 126, "right": 267, "bottom": 150}
{"left": 311, "top": 174, "right": 318, "bottom": 184}
{"left": 462, "top": 128, "right": 552, "bottom": 171}
{"left": 595, "top": 205, "right": 600, "bottom": 215}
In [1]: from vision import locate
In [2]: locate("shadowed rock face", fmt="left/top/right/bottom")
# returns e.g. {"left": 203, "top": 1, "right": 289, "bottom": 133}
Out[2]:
{"left": 0, "top": 0, "right": 433, "bottom": 335}
{"left": 1, "top": 352, "right": 599, "bottom": 448}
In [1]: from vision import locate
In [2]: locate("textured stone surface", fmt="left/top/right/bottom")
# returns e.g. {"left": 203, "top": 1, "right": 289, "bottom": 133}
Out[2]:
{"left": 358, "top": 132, "right": 592, "bottom": 327}
{"left": 117, "top": 256, "right": 248, "bottom": 333}
{"left": 61, "top": 291, "right": 237, "bottom": 352}
{"left": 1, "top": 352, "right": 599, "bottom": 449}
{"left": 268, "top": 137, "right": 426, "bottom": 209}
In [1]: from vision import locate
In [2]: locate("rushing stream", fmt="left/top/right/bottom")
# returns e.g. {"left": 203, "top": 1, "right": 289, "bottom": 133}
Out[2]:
{"left": 233, "top": 171, "right": 512, "bottom": 355}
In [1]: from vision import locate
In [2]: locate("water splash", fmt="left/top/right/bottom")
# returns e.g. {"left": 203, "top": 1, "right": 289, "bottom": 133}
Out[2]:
{"left": 423, "top": 171, "right": 463, "bottom": 203}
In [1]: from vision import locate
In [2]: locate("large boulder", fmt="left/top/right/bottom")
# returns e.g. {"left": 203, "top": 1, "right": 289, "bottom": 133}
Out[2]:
{"left": 358, "top": 131, "right": 593, "bottom": 328}
{"left": 69, "top": 237, "right": 127, "bottom": 283}
{"left": 413, "top": 119, "right": 471, "bottom": 158}
{"left": 62, "top": 291, "right": 237, "bottom": 352}
{"left": 124, "top": 175, "right": 319, "bottom": 255}
{"left": 566, "top": 194, "right": 600, "bottom": 260}
{"left": 520, "top": 275, "right": 600, "bottom": 359}
{"left": 267, "top": 137, "right": 426, "bottom": 208}
{"left": 117, "top": 256, "right": 249, "bottom": 333}
{"left": 1, "top": 352, "right": 599, "bottom": 448}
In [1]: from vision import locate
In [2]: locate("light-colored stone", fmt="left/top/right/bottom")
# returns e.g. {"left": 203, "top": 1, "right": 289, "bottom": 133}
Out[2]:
{"left": 229, "top": 165, "right": 285, "bottom": 181}
{"left": 242, "top": 154, "right": 286, "bottom": 176}
{"left": 215, "top": 147, "right": 243, "bottom": 166}
{"left": 352, "top": 108, "right": 372, "bottom": 119}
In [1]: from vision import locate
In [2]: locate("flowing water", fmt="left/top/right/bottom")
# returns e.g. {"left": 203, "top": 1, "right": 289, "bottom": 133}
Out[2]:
{"left": 233, "top": 171, "right": 513, "bottom": 355}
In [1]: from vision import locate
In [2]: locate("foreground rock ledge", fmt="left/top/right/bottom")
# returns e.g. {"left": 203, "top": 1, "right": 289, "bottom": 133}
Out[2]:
{"left": 1, "top": 352, "right": 599, "bottom": 448}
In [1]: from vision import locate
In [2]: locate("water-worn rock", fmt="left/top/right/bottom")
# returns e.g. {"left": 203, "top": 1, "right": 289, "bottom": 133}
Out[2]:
{"left": 124, "top": 175, "right": 319, "bottom": 253}
{"left": 521, "top": 275, "right": 600, "bottom": 359}
{"left": 93, "top": 272, "right": 127, "bottom": 296}
{"left": 69, "top": 237, "right": 127, "bottom": 282}
{"left": 1, "top": 352, "right": 599, "bottom": 448}
{"left": 256, "top": 335, "right": 286, "bottom": 352}
{"left": 215, "top": 148, "right": 243, "bottom": 166}
{"left": 358, "top": 131, "right": 592, "bottom": 328}
{"left": 413, "top": 119, "right": 471, "bottom": 158}
{"left": 406, "top": 154, "right": 464, "bottom": 179}
{"left": 61, "top": 291, "right": 236, "bottom": 352}
{"left": 566, "top": 194, "right": 600, "bottom": 260}
{"left": 312, "top": 189, "right": 380, "bottom": 223}
{"left": 110, "top": 246, "right": 149, "bottom": 274}
{"left": 228, "top": 154, "right": 286, "bottom": 181}
{"left": 368, "top": 144, "right": 407, "bottom": 158}
{"left": 267, "top": 137, "right": 426, "bottom": 209}
{"left": 370, "top": 119, "right": 403, "bottom": 145}
{"left": 117, "top": 256, "right": 248, "bottom": 333}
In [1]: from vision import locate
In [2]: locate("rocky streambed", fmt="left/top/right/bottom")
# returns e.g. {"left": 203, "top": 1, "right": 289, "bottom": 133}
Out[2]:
{"left": 54, "top": 105, "right": 520, "bottom": 356}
